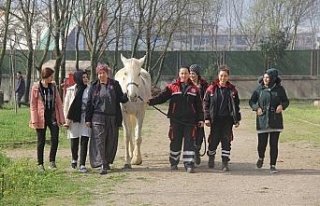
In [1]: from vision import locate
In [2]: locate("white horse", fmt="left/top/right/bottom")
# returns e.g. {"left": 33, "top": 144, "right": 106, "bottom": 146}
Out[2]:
{"left": 115, "top": 54, "right": 152, "bottom": 169}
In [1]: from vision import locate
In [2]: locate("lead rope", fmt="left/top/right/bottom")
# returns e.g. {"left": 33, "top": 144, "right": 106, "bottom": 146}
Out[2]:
{"left": 138, "top": 95, "right": 207, "bottom": 157}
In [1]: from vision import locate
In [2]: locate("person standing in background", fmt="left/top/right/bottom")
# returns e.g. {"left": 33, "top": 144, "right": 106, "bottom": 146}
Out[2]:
{"left": 29, "top": 67, "right": 65, "bottom": 172}
{"left": 189, "top": 64, "right": 208, "bottom": 165}
{"left": 15, "top": 71, "right": 25, "bottom": 108}
{"left": 64, "top": 70, "right": 91, "bottom": 173}
{"left": 249, "top": 68, "right": 289, "bottom": 174}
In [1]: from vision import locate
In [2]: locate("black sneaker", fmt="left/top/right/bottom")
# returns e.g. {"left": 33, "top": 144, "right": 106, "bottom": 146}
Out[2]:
{"left": 270, "top": 165, "right": 278, "bottom": 174}
{"left": 71, "top": 160, "right": 77, "bottom": 169}
{"left": 100, "top": 165, "right": 108, "bottom": 175}
{"left": 186, "top": 167, "right": 195, "bottom": 173}
{"left": 208, "top": 156, "right": 215, "bottom": 168}
{"left": 256, "top": 158, "right": 264, "bottom": 169}
{"left": 222, "top": 161, "right": 229, "bottom": 172}
{"left": 170, "top": 165, "right": 178, "bottom": 171}
{"left": 106, "top": 164, "right": 111, "bottom": 170}
{"left": 195, "top": 151, "right": 201, "bottom": 165}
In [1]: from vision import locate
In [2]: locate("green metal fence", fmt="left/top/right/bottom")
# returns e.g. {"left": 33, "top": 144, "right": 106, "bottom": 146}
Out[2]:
{"left": 1, "top": 49, "right": 319, "bottom": 78}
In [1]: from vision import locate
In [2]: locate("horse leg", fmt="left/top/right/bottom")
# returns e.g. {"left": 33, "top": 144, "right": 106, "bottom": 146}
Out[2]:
{"left": 123, "top": 115, "right": 132, "bottom": 169}
{"left": 131, "top": 112, "right": 145, "bottom": 165}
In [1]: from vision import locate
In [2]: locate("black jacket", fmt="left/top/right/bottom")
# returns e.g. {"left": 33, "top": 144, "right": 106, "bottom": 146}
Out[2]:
{"left": 149, "top": 78, "right": 204, "bottom": 124}
{"left": 85, "top": 78, "right": 128, "bottom": 127}
{"left": 203, "top": 80, "right": 241, "bottom": 124}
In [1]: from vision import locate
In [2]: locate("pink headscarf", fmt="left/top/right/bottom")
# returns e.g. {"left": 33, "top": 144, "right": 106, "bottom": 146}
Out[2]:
{"left": 96, "top": 63, "right": 110, "bottom": 74}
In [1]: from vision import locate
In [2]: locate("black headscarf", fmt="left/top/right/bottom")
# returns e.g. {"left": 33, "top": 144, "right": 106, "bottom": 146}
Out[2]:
{"left": 67, "top": 70, "right": 87, "bottom": 123}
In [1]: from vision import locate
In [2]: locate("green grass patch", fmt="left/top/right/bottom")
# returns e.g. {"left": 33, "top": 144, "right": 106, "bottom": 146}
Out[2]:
{"left": 0, "top": 105, "right": 68, "bottom": 149}
{"left": 280, "top": 101, "right": 320, "bottom": 146}
{"left": 0, "top": 153, "right": 129, "bottom": 206}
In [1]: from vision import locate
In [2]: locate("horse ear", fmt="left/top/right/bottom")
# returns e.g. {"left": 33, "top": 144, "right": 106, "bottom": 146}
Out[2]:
{"left": 138, "top": 55, "right": 146, "bottom": 66}
{"left": 121, "top": 53, "right": 128, "bottom": 64}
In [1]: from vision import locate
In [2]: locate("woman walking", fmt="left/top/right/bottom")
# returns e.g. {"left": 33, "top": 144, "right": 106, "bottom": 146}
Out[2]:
{"left": 85, "top": 63, "right": 128, "bottom": 175}
{"left": 148, "top": 66, "right": 204, "bottom": 173}
{"left": 30, "top": 67, "right": 65, "bottom": 172}
{"left": 249, "top": 68, "right": 289, "bottom": 173}
{"left": 203, "top": 65, "right": 241, "bottom": 171}
{"left": 64, "top": 70, "right": 91, "bottom": 173}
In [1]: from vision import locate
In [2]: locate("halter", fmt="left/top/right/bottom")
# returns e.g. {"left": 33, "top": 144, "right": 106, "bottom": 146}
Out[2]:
{"left": 126, "top": 82, "right": 139, "bottom": 89}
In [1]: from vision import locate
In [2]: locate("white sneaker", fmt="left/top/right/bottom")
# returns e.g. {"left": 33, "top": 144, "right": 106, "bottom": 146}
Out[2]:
{"left": 78, "top": 165, "right": 88, "bottom": 173}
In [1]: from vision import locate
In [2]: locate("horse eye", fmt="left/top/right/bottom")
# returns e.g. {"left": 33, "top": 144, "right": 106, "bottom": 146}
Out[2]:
{"left": 124, "top": 72, "right": 127, "bottom": 76}
{"left": 138, "top": 73, "right": 141, "bottom": 76}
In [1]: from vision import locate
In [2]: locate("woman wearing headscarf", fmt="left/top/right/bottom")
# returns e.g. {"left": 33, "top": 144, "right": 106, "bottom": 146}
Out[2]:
{"left": 249, "top": 68, "right": 289, "bottom": 173}
{"left": 30, "top": 67, "right": 65, "bottom": 172}
{"left": 85, "top": 63, "right": 128, "bottom": 175}
{"left": 189, "top": 64, "right": 208, "bottom": 165}
{"left": 64, "top": 70, "right": 91, "bottom": 173}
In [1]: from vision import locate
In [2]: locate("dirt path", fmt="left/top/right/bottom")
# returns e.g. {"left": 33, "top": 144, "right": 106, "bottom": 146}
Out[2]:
{"left": 101, "top": 105, "right": 320, "bottom": 206}
{"left": 3, "top": 106, "right": 320, "bottom": 205}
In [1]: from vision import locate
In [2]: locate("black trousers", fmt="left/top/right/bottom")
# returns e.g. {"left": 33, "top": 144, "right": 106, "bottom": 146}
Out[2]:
{"left": 36, "top": 113, "right": 59, "bottom": 165}
{"left": 257, "top": 132, "right": 280, "bottom": 166}
{"left": 71, "top": 136, "right": 89, "bottom": 166}
{"left": 207, "top": 117, "right": 233, "bottom": 162}
{"left": 168, "top": 120, "right": 196, "bottom": 168}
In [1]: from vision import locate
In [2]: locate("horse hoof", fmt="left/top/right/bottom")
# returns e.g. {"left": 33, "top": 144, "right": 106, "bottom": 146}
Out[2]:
{"left": 123, "top": 164, "right": 132, "bottom": 169}
{"left": 131, "top": 160, "right": 142, "bottom": 165}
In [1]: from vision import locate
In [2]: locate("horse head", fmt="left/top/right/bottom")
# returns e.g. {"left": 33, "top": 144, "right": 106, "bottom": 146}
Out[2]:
{"left": 120, "top": 54, "right": 146, "bottom": 102}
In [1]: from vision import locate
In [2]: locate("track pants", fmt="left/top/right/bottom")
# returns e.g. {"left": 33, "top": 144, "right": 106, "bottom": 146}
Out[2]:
{"left": 168, "top": 120, "right": 197, "bottom": 169}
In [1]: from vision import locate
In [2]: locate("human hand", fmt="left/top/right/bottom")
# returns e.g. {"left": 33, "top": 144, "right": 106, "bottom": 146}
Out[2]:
{"left": 63, "top": 123, "right": 69, "bottom": 129}
{"left": 257, "top": 108, "right": 263, "bottom": 116}
{"left": 234, "top": 122, "right": 240, "bottom": 128}
{"left": 205, "top": 120, "right": 211, "bottom": 127}
{"left": 276, "top": 105, "right": 283, "bottom": 114}
{"left": 85, "top": 122, "right": 91, "bottom": 127}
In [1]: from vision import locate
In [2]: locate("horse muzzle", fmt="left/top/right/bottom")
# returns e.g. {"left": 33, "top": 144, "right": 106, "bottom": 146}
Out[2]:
{"left": 128, "top": 94, "right": 138, "bottom": 102}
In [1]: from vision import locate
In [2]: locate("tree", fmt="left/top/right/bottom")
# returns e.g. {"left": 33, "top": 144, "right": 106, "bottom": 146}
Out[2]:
{"left": 231, "top": 0, "right": 267, "bottom": 50}
{"left": 74, "top": 0, "right": 122, "bottom": 80}
{"left": 259, "top": 29, "right": 290, "bottom": 69}
{"left": 286, "top": 0, "right": 318, "bottom": 50}
{"left": 0, "top": 0, "right": 12, "bottom": 88}
{"left": 52, "top": 0, "right": 75, "bottom": 90}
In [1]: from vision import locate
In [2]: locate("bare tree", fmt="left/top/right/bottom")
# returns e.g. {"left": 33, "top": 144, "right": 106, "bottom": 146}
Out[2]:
{"left": 0, "top": 0, "right": 12, "bottom": 88}
{"left": 52, "top": 0, "right": 75, "bottom": 90}
{"left": 232, "top": 0, "right": 267, "bottom": 50}
{"left": 286, "top": 0, "right": 318, "bottom": 50}
{"left": 74, "top": 0, "right": 122, "bottom": 80}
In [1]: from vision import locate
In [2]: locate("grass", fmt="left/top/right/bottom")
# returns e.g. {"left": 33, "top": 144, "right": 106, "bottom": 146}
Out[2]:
{"left": 280, "top": 101, "right": 320, "bottom": 147}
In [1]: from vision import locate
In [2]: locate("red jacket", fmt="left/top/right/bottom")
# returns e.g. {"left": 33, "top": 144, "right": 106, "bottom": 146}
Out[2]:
{"left": 149, "top": 78, "right": 203, "bottom": 124}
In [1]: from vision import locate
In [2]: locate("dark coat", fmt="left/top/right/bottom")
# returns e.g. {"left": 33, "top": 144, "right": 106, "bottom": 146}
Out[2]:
{"left": 15, "top": 76, "right": 25, "bottom": 98}
{"left": 249, "top": 81, "right": 289, "bottom": 130}
{"left": 85, "top": 78, "right": 128, "bottom": 127}
{"left": 203, "top": 79, "right": 241, "bottom": 125}
{"left": 149, "top": 78, "right": 204, "bottom": 124}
